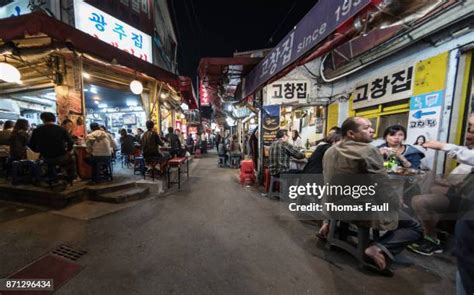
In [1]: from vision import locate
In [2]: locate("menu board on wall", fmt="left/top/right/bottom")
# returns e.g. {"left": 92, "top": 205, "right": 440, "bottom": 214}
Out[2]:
{"left": 68, "top": 90, "right": 83, "bottom": 114}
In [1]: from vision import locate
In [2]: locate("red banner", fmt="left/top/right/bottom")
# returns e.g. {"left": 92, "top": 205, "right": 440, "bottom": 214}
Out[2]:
{"left": 175, "top": 120, "right": 181, "bottom": 131}
{"left": 199, "top": 81, "right": 210, "bottom": 106}
{"left": 188, "top": 126, "right": 198, "bottom": 134}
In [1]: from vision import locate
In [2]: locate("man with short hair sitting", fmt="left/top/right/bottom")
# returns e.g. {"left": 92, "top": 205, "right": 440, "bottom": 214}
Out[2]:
{"left": 322, "top": 117, "right": 422, "bottom": 273}
{"left": 29, "top": 112, "right": 76, "bottom": 182}
{"left": 268, "top": 129, "right": 305, "bottom": 177}
{"left": 140, "top": 121, "right": 167, "bottom": 175}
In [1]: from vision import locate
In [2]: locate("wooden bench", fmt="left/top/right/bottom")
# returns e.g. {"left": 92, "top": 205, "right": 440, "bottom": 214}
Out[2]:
{"left": 167, "top": 157, "right": 189, "bottom": 189}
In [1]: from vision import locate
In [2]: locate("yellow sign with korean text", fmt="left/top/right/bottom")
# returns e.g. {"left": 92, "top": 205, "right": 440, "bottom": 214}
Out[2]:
{"left": 327, "top": 102, "right": 339, "bottom": 130}
{"left": 413, "top": 52, "right": 449, "bottom": 95}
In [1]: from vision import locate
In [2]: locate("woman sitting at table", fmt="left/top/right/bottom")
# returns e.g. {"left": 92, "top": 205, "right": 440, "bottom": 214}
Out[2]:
{"left": 9, "top": 119, "right": 30, "bottom": 161}
{"left": 378, "top": 125, "right": 425, "bottom": 169}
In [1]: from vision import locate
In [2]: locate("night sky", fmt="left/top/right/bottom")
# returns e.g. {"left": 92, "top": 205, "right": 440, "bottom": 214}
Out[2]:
{"left": 169, "top": 0, "right": 319, "bottom": 78}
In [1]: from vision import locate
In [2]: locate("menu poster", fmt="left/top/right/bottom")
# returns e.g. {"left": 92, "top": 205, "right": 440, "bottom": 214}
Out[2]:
{"left": 69, "top": 90, "right": 83, "bottom": 114}
{"left": 262, "top": 105, "right": 281, "bottom": 146}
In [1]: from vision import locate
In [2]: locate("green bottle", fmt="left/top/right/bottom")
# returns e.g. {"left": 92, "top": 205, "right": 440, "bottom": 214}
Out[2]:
{"left": 388, "top": 155, "right": 398, "bottom": 171}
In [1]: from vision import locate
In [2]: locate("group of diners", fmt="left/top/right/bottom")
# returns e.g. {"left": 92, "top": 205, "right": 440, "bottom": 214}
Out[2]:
{"left": 267, "top": 115, "right": 473, "bottom": 294}
{"left": 0, "top": 111, "right": 190, "bottom": 185}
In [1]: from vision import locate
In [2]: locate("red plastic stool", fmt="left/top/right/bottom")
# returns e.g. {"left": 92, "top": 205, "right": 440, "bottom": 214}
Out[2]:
{"left": 194, "top": 148, "right": 201, "bottom": 158}
{"left": 239, "top": 160, "right": 255, "bottom": 185}
{"left": 263, "top": 168, "right": 271, "bottom": 192}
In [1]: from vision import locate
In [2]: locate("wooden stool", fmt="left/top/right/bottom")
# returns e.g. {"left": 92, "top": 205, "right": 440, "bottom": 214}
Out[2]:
{"left": 326, "top": 220, "right": 380, "bottom": 269}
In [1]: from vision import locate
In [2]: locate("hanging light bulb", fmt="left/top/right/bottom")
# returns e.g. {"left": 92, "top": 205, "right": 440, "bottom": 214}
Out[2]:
{"left": 0, "top": 62, "right": 21, "bottom": 83}
{"left": 130, "top": 80, "right": 143, "bottom": 95}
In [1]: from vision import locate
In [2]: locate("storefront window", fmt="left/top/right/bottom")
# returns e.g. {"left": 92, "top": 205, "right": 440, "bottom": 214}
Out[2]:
{"left": 378, "top": 112, "right": 409, "bottom": 138}
{"left": 355, "top": 99, "right": 410, "bottom": 138}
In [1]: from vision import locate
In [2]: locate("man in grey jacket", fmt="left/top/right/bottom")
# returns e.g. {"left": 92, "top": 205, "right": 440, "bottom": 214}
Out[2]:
{"left": 323, "top": 117, "right": 422, "bottom": 272}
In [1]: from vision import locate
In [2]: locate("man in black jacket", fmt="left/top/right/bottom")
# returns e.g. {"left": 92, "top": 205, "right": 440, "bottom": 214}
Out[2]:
{"left": 29, "top": 112, "right": 75, "bottom": 181}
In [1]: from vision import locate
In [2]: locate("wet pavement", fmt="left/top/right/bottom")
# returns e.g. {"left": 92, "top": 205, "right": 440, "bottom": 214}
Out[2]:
{"left": 0, "top": 152, "right": 456, "bottom": 294}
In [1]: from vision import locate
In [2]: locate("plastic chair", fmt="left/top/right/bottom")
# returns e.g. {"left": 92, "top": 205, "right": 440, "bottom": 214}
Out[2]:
{"left": 92, "top": 157, "right": 113, "bottom": 182}
{"left": 134, "top": 156, "right": 145, "bottom": 177}
{"left": 218, "top": 155, "right": 227, "bottom": 167}
{"left": 10, "top": 160, "right": 39, "bottom": 185}
{"left": 229, "top": 155, "right": 241, "bottom": 168}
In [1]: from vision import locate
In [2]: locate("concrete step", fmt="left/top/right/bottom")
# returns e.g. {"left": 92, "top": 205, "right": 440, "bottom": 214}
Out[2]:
{"left": 93, "top": 187, "right": 149, "bottom": 203}
{"left": 87, "top": 181, "right": 137, "bottom": 197}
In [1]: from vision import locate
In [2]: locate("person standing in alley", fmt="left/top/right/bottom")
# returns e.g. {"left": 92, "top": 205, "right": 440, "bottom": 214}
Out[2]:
{"left": 249, "top": 128, "right": 259, "bottom": 171}
{"left": 215, "top": 131, "right": 222, "bottom": 149}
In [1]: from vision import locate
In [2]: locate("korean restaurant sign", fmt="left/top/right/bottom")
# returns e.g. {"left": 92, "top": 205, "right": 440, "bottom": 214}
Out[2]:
{"left": 352, "top": 64, "right": 414, "bottom": 109}
{"left": 242, "top": 0, "right": 371, "bottom": 99}
{"left": 232, "top": 107, "right": 252, "bottom": 119}
{"left": 83, "top": 0, "right": 153, "bottom": 35}
{"left": 263, "top": 105, "right": 281, "bottom": 146}
{"left": 73, "top": 0, "right": 152, "bottom": 63}
{"left": 265, "top": 79, "right": 311, "bottom": 105}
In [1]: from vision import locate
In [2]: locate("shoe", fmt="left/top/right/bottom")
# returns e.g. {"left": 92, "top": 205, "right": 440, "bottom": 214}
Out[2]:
{"left": 407, "top": 237, "right": 443, "bottom": 256}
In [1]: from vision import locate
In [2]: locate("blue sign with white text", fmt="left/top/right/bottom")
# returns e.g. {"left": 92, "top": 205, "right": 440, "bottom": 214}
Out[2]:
{"left": 410, "top": 91, "right": 444, "bottom": 110}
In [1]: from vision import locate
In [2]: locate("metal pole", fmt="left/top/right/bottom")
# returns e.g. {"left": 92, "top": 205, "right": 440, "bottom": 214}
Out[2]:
{"left": 257, "top": 89, "right": 264, "bottom": 184}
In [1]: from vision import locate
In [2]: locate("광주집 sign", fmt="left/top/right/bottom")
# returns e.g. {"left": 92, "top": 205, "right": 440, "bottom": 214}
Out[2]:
{"left": 242, "top": 0, "right": 371, "bottom": 99}
{"left": 73, "top": 0, "right": 152, "bottom": 63}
